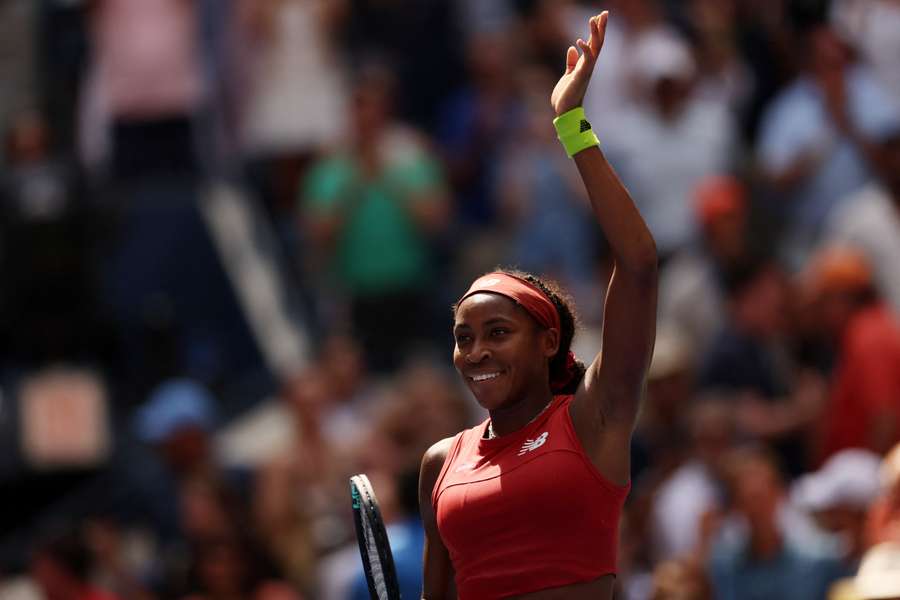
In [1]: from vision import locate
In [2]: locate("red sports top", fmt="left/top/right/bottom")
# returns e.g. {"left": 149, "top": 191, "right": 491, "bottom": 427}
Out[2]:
{"left": 432, "top": 395, "right": 630, "bottom": 599}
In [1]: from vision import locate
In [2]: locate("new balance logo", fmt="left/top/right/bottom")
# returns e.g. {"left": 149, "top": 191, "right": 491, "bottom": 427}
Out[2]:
{"left": 579, "top": 119, "right": 591, "bottom": 133}
{"left": 518, "top": 432, "right": 549, "bottom": 456}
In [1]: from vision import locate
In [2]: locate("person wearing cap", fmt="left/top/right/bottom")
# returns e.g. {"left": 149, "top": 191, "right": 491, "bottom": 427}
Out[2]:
{"left": 792, "top": 449, "right": 882, "bottom": 571}
{"left": 657, "top": 174, "right": 754, "bottom": 358}
{"left": 807, "top": 247, "right": 900, "bottom": 461}
{"left": 419, "top": 11, "right": 658, "bottom": 599}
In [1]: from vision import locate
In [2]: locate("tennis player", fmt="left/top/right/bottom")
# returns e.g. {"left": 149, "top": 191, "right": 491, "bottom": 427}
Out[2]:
{"left": 419, "top": 11, "right": 657, "bottom": 600}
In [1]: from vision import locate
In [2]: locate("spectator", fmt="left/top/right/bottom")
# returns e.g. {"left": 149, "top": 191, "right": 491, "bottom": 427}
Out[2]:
{"left": 681, "top": 0, "right": 752, "bottom": 110}
{"left": 579, "top": 0, "right": 666, "bottom": 134}
{"left": 31, "top": 530, "right": 120, "bottom": 600}
{"left": 301, "top": 66, "right": 450, "bottom": 372}
{"left": 756, "top": 24, "right": 900, "bottom": 269}
{"left": 238, "top": 0, "right": 348, "bottom": 214}
{"left": 792, "top": 449, "right": 883, "bottom": 570}
{"left": 831, "top": 0, "right": 900, "bottom": 103}
{"left": 806, "top": 247, "right": 900, "bottom": 460}
{"left": 251, "top": 368, "right": 349, "bottom": 591}
{"left": 437, "top": 27, "right": 521, "bottom": 231}
{"left": 85, "top": 0, "right": 204, "bottom": 180}
{"left": 604, "top": 28, "right": 737, "bottom": 259}
{"left": 0, "top": 111, "right": 108, "bottom": 369}
{"left": 651, "top": 397, "right": 733, "bottom": 562}
{"left": 82, "top": 517, "right": 156, "bottom": 600}
{"left": 182, "top": 535, "right": 301, "bottom": 600}
{"left": 824, "top": 126, "right": 900, "bottom": 315}
{"left": 709, "top": 447, "right": 842, "bottom": 600}
{"left": 731, "top": 0, "right": 797, "bottom": 144}
{"left": 122, "top": 376, "right": 245, "bottom": 584}
{"left": 658, "top": 175, "right": 755, "bottom": 358}
{"left": 338, "top": 0, "right": 464, "bottom": 128}
{"left": 700, "top": 258, "right": 824, "bottom": 476}
{"left": 0, "top": 0, "right": 37, "bottom": 155}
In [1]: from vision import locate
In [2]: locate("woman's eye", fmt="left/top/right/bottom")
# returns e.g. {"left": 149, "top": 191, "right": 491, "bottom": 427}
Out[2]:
{"left": 455, "top": 335, "right": 471, "bottom": 345}
{"left": 491, "top": 328, "right": 508, "bottom": 337}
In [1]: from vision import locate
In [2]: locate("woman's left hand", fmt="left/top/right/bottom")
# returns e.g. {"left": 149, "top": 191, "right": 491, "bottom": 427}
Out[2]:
{"left": 550, "top": 11, "right": 608, "bottom": 117}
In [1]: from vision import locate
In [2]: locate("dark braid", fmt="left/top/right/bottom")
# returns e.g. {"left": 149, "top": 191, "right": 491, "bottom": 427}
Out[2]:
{"left": 501, "top": 269, "right": 587, "bottom": 395}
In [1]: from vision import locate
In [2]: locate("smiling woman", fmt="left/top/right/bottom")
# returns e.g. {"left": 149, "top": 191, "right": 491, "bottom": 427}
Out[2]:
{"left": 451, "top": 271, "right": 582, "bottom": 421}
{"left": 418, "top": 10, "right": 658, "bottom": 600}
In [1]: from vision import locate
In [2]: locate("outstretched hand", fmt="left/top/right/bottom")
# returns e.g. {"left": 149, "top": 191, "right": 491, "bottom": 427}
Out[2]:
{"left": 551, "top": 11, "right": 608, "bottom": 117}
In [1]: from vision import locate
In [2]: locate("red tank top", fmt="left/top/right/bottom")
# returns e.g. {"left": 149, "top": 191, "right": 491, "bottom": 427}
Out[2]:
{"left": 432, "top": 395, "right": 630, "bottom": 599}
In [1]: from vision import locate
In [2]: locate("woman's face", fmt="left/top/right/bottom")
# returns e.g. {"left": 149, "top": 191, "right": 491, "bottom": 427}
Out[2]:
{"left": 452, "top": 293, "right": 557, "bottom": 411}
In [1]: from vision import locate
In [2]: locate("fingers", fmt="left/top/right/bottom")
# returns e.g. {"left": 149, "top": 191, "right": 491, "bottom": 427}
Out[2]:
{"left": 565, "top": 45, "right": 579, "bottom": 74}
{"left": 567, "top": 11, "right": 610, "bottom": 75}
{"left": 588, "top": 11, "right": 608, "bottom": 57}
{"left": 576, "top": 38, "right": 591, "bottom": 60}
{"left": 574, "top": 39, "right": 593, "bottom": 74}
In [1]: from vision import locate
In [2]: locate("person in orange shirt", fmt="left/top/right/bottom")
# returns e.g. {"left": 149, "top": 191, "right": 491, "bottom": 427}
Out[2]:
{"left": 809, "top": 247, "right": 900, "bottom": 461}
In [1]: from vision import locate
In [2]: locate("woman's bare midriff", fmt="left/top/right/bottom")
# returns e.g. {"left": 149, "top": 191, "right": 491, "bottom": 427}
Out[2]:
{"left": 504, "top": 574, "right": 616, "bottom": 600}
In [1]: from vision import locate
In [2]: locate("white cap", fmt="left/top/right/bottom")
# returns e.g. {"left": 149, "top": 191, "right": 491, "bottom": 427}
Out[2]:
{"left": 792, "top": 449, "right": 882, "bottom": 512}
{"left": 854, "top": 543, "right": 900, "bottom": 599}
{"left": 631, "top": 28, "right": 696, "bottom": 85}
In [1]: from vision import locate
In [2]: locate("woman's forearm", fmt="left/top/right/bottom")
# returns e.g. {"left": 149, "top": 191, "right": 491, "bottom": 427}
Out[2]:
{"left": 573, "top": 145, "right": 657, "bottom": 274}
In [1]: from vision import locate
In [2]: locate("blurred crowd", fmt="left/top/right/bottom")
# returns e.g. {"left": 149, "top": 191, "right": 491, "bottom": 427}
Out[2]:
{"left": 2, "top": 0, "right": 900, "bottom": 599}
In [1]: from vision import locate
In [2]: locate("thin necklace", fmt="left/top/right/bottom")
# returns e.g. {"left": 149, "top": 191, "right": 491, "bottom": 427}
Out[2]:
{"left": 487, "top": 398, "right": 554, "bottom": 440}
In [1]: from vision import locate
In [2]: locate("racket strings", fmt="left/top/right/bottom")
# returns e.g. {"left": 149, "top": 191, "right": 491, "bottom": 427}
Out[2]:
{"left": 351, "top": 475, "right": 400, "bottom": 600}
{"left": 361, "top": 488, "right": 390, "bottom": 599}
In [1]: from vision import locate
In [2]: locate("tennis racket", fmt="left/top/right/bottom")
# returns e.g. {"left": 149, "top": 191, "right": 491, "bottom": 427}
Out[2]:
{"left": 349, "top": 473, "right": 402, "bottom": 600}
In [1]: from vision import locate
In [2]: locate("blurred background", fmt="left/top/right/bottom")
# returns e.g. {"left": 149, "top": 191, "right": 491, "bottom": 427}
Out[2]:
{"left": 1, "top": 0, "right": 900, "bottom": 598}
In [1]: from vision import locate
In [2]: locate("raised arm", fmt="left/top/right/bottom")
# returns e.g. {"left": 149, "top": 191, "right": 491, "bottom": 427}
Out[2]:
{"left": 555, "top": 12, "right": 658, "bottom": 484}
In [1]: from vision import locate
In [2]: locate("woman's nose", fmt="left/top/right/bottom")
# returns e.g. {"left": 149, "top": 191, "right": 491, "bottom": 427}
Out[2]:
{"left": 465, "top": 341, "right": 490, "bottom": 364}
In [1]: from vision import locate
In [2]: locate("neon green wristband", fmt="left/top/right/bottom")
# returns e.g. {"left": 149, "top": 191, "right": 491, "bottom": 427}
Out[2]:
{"left": 553, "top": 106, "right": 600, "bottom": 157}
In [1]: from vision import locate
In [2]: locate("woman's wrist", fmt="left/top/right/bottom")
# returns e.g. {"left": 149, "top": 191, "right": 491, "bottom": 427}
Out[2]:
{"left": 554, "top": 103, "right": 580, "bottom": 117}
{"left": 553, "top": 106, "right": 600, "bottom": 157}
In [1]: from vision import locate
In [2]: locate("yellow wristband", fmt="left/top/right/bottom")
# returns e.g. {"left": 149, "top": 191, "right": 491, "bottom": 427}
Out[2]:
{"left": 553, "top": 106, "right": 600, "bottom": 157}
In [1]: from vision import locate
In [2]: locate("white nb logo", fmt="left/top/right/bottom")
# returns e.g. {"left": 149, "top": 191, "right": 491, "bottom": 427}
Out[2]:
{"left": 518, "top": 432, "right": 549, "bottom": 456}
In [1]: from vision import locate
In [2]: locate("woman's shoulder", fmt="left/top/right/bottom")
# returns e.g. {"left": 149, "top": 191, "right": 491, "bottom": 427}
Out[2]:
{"left": 422, "top": 435, "right": 457, "bottom": 471}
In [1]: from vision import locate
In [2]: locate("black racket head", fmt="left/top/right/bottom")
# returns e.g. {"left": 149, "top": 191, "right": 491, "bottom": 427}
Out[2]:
{"left": 350, "top": 473, "right": 402, "bottom": 600}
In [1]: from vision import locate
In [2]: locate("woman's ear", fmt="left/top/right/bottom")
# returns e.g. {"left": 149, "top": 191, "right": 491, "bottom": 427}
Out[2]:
{"left": 543, "top": 328, "right": 561, "bottom": 358}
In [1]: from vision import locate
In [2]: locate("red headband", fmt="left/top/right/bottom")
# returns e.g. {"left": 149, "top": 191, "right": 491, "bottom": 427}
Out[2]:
{"left": 458, "top": 272, "right": 561, "bottom": 332}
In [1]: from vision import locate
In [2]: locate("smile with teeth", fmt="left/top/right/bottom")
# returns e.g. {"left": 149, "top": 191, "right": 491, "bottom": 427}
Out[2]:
{"left": 471, "top": 372, "right": 502, "bottom": 382}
